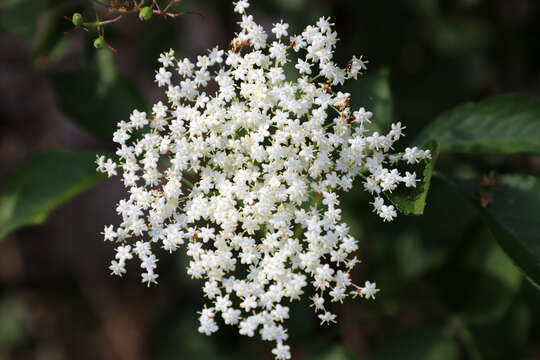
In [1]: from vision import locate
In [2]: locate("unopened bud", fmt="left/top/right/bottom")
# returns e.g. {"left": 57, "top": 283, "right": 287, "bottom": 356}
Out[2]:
{"left": 139, "top": 6, "right": 153, "bottom": 21}
{"left": 93, "top": 37, "right": 106, "bottom": 49}
{"left": 72, "top": 12, "right": 84, "bottom": 27}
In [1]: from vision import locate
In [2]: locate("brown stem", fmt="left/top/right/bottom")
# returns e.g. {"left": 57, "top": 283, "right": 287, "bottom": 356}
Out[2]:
{"left": 164, "top": 0, "right": 181, "bottom": 12}
{"left": 153, "top": 9, "right": 183, "bottom": 18}
{"left": 84, "top": 15, "right": 123, "bottom": 27}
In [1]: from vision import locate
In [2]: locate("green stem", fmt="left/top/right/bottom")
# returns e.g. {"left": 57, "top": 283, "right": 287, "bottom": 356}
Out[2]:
{"left": 451, "top": 316, "right": 483, "bottom": 360}
{"left": 329, "top": 104, "right": 343, "bottom": 115}
{"left": 323, "top": 122, "right": 335, "bottom": 130}
{"left": 181, "top": 177, "right": 194, "bottom": 188}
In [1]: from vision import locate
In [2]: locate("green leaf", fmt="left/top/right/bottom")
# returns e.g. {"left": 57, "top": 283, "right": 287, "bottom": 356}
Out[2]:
{"left": 33, "top": 9, "right": 73, "bottom": 66}
{"left": 470, "top": 302, "right": 531, "bottom": 359}
{"left": 440, "top": 172, "right": 540, "bottom": 288}
{"left": 441, "top": 223, "right": 522, "bottom": 324}
{"left": 480, "top": 174, "right": 540, "bottom": 287}
{"left": 1, "top": 0, "right": 77, "bottom": 67}
{"left": 348, "top": 68, "right": 393, "bottom": 133}
{"left": 49, "top": 49, "right": 147, "bottom": 141}
{"left": 0, "top": 0, "right": 48, "bottom": 42}
{"left": 0, "top": 296, "right": 29, "bottom": 349}
{"left": 0, "top": 151, "right": 103, "bottom": 240}
{"left": 387, "top": 140, "right": 440, "bottom": 215}
{"left": 415, "top": 94, "right": 540, "bottom": 154}
{"left": 368, "top": 325, "right": 460, "bottom": 360}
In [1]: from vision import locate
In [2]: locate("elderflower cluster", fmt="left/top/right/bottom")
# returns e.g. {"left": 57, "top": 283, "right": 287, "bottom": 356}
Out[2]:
{"left": 96, "top": 1, "right": 430, "bottom": 358}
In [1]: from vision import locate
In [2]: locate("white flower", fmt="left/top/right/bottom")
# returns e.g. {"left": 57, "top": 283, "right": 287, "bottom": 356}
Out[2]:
{"left": 272, "top": 21, "right": 289, "bottom": 39}
{"left": 353, "top": 107, "right": 373, "bottom": 124}
{"left": 129, "top": 109, "right": 148, "bottom": 129}
{"left": 155, "top": 67, "right": 172, "bottom": 87}
{"left": 360, "top": 281, "right": 379, "bottom": 299}
{"left": 177, "top": 58, "right": 194, "bottom": 77}
{"left": 222, "top": 308, "right": 241, "bottom": 325}
{"left": 403, "top": 146, "right": 432, "bottom": 164}
{"left": 158, "top": 49, "right": 175, "bottom": 67}
{"left": 379, "top": 204, "right": 397, "bottom": 222}
{"left": 318, "top": 311, "right": 337, "bottom": 325}
{"left": 402, "top": 171, "right": 418, "bottom": 187}
{"left": 115, "top": 245, "right": 133, "bottom": 261}
{"left": 348, "top": 55, "right": 367, "bottom": 79}
{"left": 272, "top": 343, "right": 291, "bottom": 360}
{"left": 109, "top": 260, "right": 126, "bottom": 276}
{"left": 103, "top": 225, "right": 117, "bottom": 241}
{"left": 97, "top": 0, "right": 431, "bottom": 358}
{"left": 234, "top": 0, "right": 249, "bottom": 14}
{"left": 295, "top": 59, "right": 312, "bottom": 75}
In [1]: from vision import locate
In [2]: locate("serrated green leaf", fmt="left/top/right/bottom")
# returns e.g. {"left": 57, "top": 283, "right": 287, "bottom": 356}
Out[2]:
{"left": 481, "top": 174, "right": 540, "bottom": 287}
{"left": 440, "top": 172, "right": 540, "bottom": 288}
{"left": 415, "top": 94, "right": 540, "bottom": 154}
{"left": 0, "top": 151, "right": 103, "bottom": 240}
{"left": 387, "top": 140, "right": 440, "bottom": 215}
{"left": 49, "top": 50, "right": 147, "bottom": 141}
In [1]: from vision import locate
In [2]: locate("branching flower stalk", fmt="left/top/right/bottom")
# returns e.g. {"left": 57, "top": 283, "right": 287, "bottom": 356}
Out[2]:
{"left": 96, "top": 1, "right": 431, "bottom": 358}
{"left": 67, "top": 0, "right": 185, "bottom": 51}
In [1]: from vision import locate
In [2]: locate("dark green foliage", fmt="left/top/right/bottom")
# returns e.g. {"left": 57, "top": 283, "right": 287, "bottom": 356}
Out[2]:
{"left": 368, "top": 326, "right": 460, "bottom": 360}
{"left": 50, "top": 50, "right": 147, "bottom": 140}
{"left": 0, "top": 151, "right": 103, "bottom": 240}
{"left": 449, "top": 174, "right": 540, "bottom": 288}
{"left": 415, "top": 95, "right": 540, "bottom": 155}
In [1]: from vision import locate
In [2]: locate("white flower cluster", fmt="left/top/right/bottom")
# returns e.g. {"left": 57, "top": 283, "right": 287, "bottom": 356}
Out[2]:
{"left": 96, "top": 1, "right": 430, "bottom": 358}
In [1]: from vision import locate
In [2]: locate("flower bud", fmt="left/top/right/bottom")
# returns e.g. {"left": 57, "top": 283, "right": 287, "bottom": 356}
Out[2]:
{"left": 93, "top": 37, "right": 106, "bottom": 49}
{"left": 72, "top": 12, "right": 83, "bottom": 27}
{"left": 139, "top": 6, "right": 153, "bottom": 21}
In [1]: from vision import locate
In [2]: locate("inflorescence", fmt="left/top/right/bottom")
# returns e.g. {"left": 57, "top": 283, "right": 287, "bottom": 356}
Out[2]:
{"left": 96, "top": 1, "right": 431, "bottom": 358}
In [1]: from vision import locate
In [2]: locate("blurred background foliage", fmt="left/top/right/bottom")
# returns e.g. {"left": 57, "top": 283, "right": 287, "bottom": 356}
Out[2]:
{"left": 1, "top": 0, "right": 540, "bottom": 359}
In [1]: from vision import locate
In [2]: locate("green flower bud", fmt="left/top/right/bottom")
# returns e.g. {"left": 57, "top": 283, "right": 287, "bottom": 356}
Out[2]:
{"left": 93, "top": 37, "right": 106, "bottom": 49}
{"left": 139, "top": 6, "right": 153, "bottom": 21}
{"left": 72, "top": 12, "right": 84, "bottom": 27}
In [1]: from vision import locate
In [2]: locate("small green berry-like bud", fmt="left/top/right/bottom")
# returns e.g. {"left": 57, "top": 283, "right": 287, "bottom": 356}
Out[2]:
{"left": 93, "top": 37, "right": 106, "bottom": 49}
{"left": 72, "top": 12, "right": 84, "bottom": 27}
{"left": 139, "top": 6, "right": 153, "bottom": 21}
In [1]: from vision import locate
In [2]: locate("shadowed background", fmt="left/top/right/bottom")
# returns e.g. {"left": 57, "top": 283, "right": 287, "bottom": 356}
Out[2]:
{"left": 1, "top": 0, "right": 540, "bottom": 359}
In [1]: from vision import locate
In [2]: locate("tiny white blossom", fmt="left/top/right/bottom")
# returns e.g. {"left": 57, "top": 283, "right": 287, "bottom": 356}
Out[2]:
{"left": 272, "top": 21, "right": 289, "bottom": 39}
{"left": 155, "top": 67, "right": 172, "bottom": 87}
{"left": 158, "top": 49, "right": 175, "bottom": 67}
{"left": 318, "top": 311, "right": 337, "bottom": 325}
{"left": 234, "top": 0, "right": 249, "bottom": 14}
{"left": 272, "top": 343, "right": 291, "bottom": 360}
{"left": 360, "top": 281, "right": 380, "bottom": 299}
{"left": 295, "top": 59, "right": 312, "bottom": 75}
